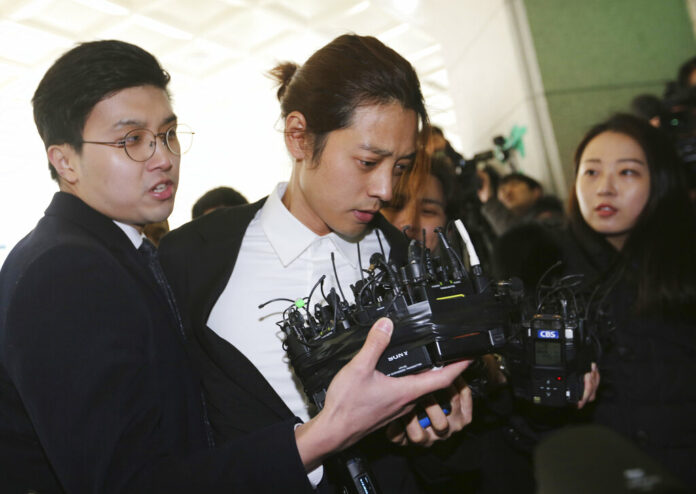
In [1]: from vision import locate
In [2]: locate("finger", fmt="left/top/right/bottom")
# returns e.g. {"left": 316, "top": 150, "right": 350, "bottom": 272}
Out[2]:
{"left": 589, "top": 363, "right": 600, "bottom": 401}
{"left": 385, "top": 420, "right": 407, "bottom": 446}
{"left": 421, "top": 400, "right": 450, "bottom": 435}
{"left": 398, "top": 359, "right": 470, "bottom": 401}
{"left": 350, "top": 317, "right": 393, "bottom": 369}
{"left": 453, "top": 380, "right": 473, "bottom": 427}
{"left": 578, "top": 366, "right": 597, "bottom": 409}
{"left": 403, "top": 413, "right": 428, "bottom": 445}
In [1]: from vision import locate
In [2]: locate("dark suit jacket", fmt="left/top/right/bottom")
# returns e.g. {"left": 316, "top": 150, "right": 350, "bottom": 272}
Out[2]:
{"left": 158, "top": 199, "right": 424, "bottom": 492}
{"left": 0, "top": 192, "right": 315, "bottom": 494}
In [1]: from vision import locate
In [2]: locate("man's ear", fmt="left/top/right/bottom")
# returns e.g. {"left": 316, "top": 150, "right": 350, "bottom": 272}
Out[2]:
{"left": 47, "top": 144, "right": 79, "bottom": 185}
{"left": 284, "top": 111, "right": 309, "bottom": 161}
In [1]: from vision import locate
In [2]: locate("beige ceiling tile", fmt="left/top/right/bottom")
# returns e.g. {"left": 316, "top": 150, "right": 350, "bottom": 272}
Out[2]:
{"left": 97, "top": 17, "right": 187, "bottom": 54}
{"left": 0, "top": 20, "right": 73, "bottom": 65}
{"left": 137, "top": 0, "right": 232, "bottom": 35}
{"left": 319, "top": 2, "right": 399, "bottom": 37}
{"left": 161, "top": 37, "right": 241, "bottom": 76}
{"left": 266, "top": 0, "right": 355, "bottom": 21}
{"left": 425, "top": 90, "right": 454, "bottom": 114}
{"left": 0, "top": 59, "right": 23, "bottom": 88}
{"left": 378, "top": 24, "right": 436, "bottom": 59}
{"left": 422, "top": 67, "right": 449, "bottom": 90}
{"left": 203, "top": 6, "right": 295, "bottom": 51}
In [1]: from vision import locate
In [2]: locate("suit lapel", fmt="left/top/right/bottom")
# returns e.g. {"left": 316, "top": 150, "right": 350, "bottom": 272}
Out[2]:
{"left": 46, "top": 192, "right": 181, "bottom": 334}
{"left": 189, "top": 200, "right": 293, "bottom": 422}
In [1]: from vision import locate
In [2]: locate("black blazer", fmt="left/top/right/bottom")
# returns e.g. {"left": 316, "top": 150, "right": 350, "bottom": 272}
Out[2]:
{"left": 158, "top": 199, "right": 423, "bottom": 492}
{"left": 0, "top": 192, "right": 314, "bottom": 494}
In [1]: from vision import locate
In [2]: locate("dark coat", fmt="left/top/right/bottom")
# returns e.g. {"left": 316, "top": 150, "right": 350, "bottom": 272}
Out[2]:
{"left": 560, "top": 227, "right": 696, "bottom": 488}
{"left": 496, "top": 222, "right": 696, "bottom": 487}
{"left": 158, "top": 199, "right": 431, "bottom": 493}
{"left": 0, "top": 192, "right": 314, "bottom": 494}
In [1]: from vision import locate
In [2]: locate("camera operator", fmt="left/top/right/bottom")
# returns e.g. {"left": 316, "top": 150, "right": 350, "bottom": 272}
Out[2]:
{"left": 159, "top": 34, "right": 473, "bottom": 492}
{"left": 480, "top": 172, "right": 565, "bottom": 237}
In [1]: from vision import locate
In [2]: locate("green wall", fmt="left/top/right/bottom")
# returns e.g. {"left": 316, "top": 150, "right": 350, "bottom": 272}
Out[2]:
{"left": 523, "top": 0, "right": 696, "bottom": 188}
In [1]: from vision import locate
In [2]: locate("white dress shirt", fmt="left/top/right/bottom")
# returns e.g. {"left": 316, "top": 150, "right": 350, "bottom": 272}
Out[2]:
{"left": 208, "top": 182, "right": 390, "bottom": 421}
{"left": 207, "top": 183, "right": 390, "bottom": 487}
{"left": 113, "top": 221, "right": 144, "bottom": 249}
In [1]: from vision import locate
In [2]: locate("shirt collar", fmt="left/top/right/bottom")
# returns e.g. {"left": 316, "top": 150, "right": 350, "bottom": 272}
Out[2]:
{"left": 260, "top": 182, "right": 363, "bottom": 268}
{"left": 113, "top": 220, "right": 145, "bottom": 249}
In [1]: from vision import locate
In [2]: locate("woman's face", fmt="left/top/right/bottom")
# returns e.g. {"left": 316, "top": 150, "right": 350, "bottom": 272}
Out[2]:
{"left": 575, "top": 131, "right": 651, "bottom": 250}
{"left": 382, "top": 174, "right": 447, "bottom": 251}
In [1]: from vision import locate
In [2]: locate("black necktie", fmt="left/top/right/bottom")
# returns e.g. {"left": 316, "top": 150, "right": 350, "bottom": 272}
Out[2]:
{"left": 138, "top": 238, "right": 185, "bottom": 339}
{"left": 138, "top": 238, "right": 216, "bottom": 447}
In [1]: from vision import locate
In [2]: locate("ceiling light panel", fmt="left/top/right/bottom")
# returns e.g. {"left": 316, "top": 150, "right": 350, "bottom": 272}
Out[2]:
{"left": 321, "top": 2, "right": 398, "bottom": 38}
{"left": 0, "top": 20, "right": 72, "bottom": 65}
{"left": 377, "top": 23, "right": 435, "bottom": 58}
{"left": 98, "top": 18, "right": 187, "bottom": 54}
{"left": 265, "top": 0, "right": 336, "bottom": 21}
{"left": 18, "top": 0, "right": 116, "bottom": 37}
{"left": 161, "top": 37, "right": 240, "bottom": 76}
{"left": 136, "top": 0, "right": 231, "bottom": 35}
{"left": 252, "top": 29, "right": 326, "bottom": 63}
{"left": 203, "top": 6, "right": 294, "bottom": 52}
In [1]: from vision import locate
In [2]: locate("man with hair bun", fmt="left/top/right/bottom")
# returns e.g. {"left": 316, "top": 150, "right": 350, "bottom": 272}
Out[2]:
{"left": 160, "top": 34, "right": 473, "bottom": 492}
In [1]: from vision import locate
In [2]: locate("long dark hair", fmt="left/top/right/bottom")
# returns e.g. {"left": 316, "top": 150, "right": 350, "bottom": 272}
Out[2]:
{"left": 569, "top": 113, "right": 696, "bottom": 317}
{"left": 267, "top": 34, "right": 430, "bottom": 208}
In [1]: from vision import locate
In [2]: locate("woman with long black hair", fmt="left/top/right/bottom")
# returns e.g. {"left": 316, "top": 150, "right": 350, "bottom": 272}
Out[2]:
{"left": 565, "top": 113, "right": 696, "bottom": 486}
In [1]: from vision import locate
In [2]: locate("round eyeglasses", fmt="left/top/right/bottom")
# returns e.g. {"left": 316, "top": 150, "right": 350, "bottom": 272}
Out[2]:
{"left": 81, "top": 124, "right": 194, "bottom": 162}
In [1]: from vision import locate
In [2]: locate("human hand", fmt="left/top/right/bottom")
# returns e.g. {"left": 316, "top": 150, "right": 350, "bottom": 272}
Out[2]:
{"left": 577, "top": 362, "right": 600, "bottom": 409}
{"left": 295, "top": 318, "right": 470, "bottom": 470}
{"left": 385, "top": 374, "right": 472, "bottom": 447}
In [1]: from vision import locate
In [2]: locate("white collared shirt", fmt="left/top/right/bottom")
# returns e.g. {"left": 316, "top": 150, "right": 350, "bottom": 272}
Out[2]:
{"left": 207, "top": 182, "right": 390, "bottom": 421}
{"left": 207, "top": 183, "right": 389, "bottom": 488}
{"left": 113, "top": 220, "right": 144, "bottom": 249}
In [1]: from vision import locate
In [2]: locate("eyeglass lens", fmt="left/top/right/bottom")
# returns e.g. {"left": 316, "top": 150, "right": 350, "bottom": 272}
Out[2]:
{"left": 124, "top": 125, "right": 193, "bottom": 162}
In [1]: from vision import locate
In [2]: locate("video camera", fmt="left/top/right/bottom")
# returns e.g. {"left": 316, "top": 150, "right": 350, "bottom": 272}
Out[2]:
{"left": 268, "top": 220, "right": 599, "bottom": 412}
{"left": 266, "top": 220, "right": 600, "bottom": 492}
{"left": 267, "top": 220, "right": 519, "bottom": 411}
{"left": 504, "top": 269, "right": 597, "bottom": 407}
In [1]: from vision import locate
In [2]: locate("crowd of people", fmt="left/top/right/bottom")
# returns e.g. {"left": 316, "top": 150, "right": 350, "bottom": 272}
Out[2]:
{"left": 0, "top": 32, "right": 694, "bottom": 494}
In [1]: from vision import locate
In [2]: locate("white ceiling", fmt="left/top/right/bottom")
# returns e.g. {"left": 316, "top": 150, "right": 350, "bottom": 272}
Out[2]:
{"left": 0, "top": 0, "right": 460, "bottom": 121}
{"left": 0, "top": 0, "right": 491, "bottom": 264}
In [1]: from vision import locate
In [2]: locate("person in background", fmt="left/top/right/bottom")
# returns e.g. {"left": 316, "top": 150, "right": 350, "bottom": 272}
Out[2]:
{"left": 427, "top": 125, "right": 464, "bottom": 167}
{"left": 481, "top": 172, "right": 540, "bottom": 235}
{"left": 382, "top": 152, "right": 456, "bottom": 252}
{"left": 143, "top": 219, "right": 170, "bottom": 246}
{"left": 630, "top": 93, "right": 663, "bottom": 127}
{"left": 191, "top": 185, "right": 249, "bottom": 219}
{"left": 566, "top": 114, "right": 696, "bottom": 487}
{"left": 677, "top": 55, "right": 696, "bottom": 90}
{"left": 500, "top": 113, "right": 695, "bottom": 488}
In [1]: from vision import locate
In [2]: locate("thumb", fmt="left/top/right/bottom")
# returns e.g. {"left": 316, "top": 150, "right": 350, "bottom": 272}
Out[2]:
{"left": 351, "top": 317, "right": 393, "bottom": 370}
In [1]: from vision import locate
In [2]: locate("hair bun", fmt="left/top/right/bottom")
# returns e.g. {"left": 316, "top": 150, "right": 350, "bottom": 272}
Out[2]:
{"left": 268, "top": 62, "right": 299, "bottom": 101}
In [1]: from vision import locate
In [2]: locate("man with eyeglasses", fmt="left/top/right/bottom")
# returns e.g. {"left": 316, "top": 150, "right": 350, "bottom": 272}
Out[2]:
{"left": 0, "top": 40, "right": 467, "bottom": 493}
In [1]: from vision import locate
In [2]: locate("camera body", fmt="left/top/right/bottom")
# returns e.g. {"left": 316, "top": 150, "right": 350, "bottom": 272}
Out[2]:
{"left": 504, "top": 279, "right": 595, "bottom": 407}
{"left": 277, "top": 236, "right": 514, "bottom": 410}
{"left": 273, "top": 225, "right": 597, "bottom": 410}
